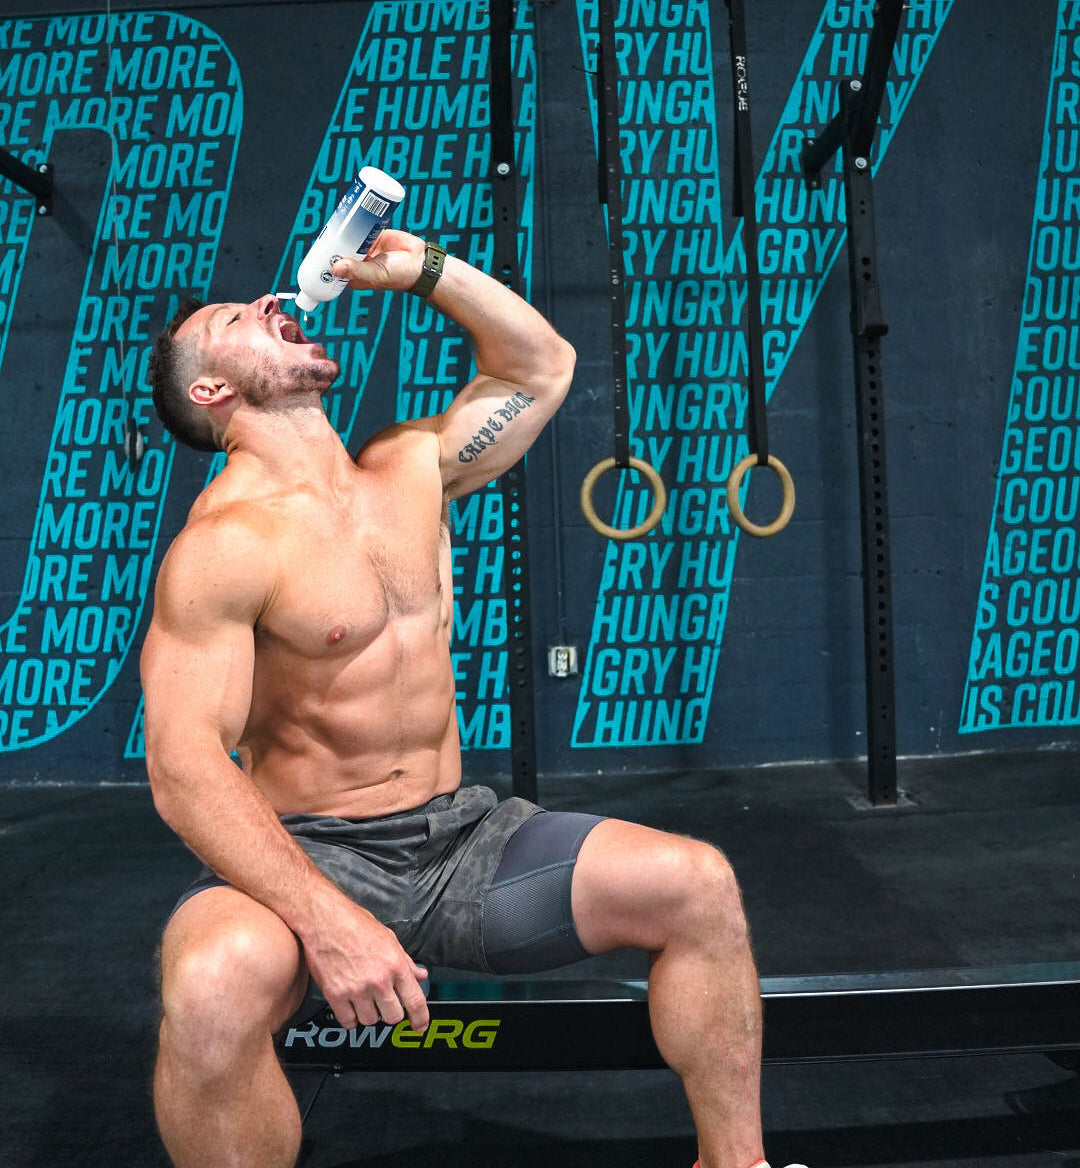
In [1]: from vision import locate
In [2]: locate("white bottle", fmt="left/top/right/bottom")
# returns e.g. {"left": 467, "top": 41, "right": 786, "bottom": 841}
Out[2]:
{"left": 293, "top": 166, "right": 406, "bottom": 312}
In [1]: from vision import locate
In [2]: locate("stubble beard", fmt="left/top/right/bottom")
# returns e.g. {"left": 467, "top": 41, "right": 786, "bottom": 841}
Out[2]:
{"left": 237, "top": 349, "right": 342, "bottom": 409}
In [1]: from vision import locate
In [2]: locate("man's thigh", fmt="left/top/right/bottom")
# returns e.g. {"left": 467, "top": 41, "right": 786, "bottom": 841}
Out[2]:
{"left": 476, "top": 809, "right": 605, "bottom": 974}
{"left": 569, "top": 819, "right": 727, "bottom": 955}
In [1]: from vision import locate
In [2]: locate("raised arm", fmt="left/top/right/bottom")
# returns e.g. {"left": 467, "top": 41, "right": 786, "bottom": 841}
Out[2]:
{"left": 141, "top": 516, "right": 429, "bottom": 1031}
{"left": 332, "top": 230, "right": 576, "bottom": 498}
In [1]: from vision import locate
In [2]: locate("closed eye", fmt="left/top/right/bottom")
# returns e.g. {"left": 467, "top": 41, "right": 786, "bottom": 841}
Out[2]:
{"left": 227, "top": 313, "right": 240, "bottom": 325}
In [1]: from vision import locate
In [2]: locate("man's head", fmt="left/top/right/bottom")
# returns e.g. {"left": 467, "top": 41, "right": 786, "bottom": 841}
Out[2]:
{"left": 148, "top": 295, "right": 340, "bottom": 451}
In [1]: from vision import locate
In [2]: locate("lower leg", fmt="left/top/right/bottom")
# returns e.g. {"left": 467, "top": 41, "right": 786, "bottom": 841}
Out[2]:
{"left": 154, "top": 889, "right": 309, "bottom": 1168}
{"left": 155, "top": 1017, "right": 302, "bottom": 1168}
{"left": 570, "top": 822, "right": 765, "bottom": 1168}
{"left": 647, "top": 910, "right": 764, "bottom": 1168}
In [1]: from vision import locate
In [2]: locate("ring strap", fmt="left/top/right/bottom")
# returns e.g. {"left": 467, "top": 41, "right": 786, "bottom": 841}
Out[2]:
{"left": 596, "top": 0, "right": 630, "bottom": 469}
{"left": 724, "top": 0, "right": 769, "bottom": 466}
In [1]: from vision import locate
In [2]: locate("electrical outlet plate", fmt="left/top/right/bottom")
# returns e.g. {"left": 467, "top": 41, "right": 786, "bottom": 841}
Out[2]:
{"left": 547, "top": 645, "right": 578, "bottom": 678}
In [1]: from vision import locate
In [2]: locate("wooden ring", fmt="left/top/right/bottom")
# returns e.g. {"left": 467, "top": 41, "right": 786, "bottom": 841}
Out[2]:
{"left": 580, "top": 456, "right": 667, "bottom": 540}
{"left": 726, "top": 454, "right": 796, "bottom": 537}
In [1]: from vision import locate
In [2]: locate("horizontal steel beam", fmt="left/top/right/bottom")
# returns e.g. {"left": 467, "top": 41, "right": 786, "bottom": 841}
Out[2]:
{"left": 277, "top": 966, "right": 1080, "bottom": 1072}
{"left": 0, "top": 148, "right": 52, "bottom": 215}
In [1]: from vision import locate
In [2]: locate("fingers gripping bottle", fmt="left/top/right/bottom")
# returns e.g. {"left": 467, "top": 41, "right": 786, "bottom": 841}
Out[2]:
{"left": 293, "top": 166, "right": 406, "bottom": 312}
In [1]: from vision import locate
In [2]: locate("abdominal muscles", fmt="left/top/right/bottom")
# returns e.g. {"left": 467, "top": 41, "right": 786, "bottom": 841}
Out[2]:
{"left": 240, "top": 606, "right": 461, "bottom": 819}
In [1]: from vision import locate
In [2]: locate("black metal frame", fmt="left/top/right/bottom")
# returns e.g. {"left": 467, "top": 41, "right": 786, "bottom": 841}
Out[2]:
{"left": 277, "top": 965, "right": 1080, "bottom": 1073}
{"left": 0, "top": 147, "right": 52, "bottom": 216}
{"left": 489, "top": 0, "right": 538, "bottom": 803}
{"left": 481, "top": 0, "right": 909, "bottom": 801}
{"left": 801, "top": 0, "right": 904, "bottom": 806}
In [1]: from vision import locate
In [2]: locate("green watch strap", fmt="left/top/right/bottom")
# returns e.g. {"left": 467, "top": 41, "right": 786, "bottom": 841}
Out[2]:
{"left": 409, "top": 241, "right": 447, "bottom": 299}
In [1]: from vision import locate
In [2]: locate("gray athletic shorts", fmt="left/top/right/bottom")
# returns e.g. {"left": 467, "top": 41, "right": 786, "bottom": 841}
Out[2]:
{"left": 170, "top": 785, "right": 604, "bottom": 980}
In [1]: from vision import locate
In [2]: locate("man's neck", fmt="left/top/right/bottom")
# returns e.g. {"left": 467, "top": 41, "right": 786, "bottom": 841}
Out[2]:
{"left": 223, "top": 400, "right": 355, "bottom": 487}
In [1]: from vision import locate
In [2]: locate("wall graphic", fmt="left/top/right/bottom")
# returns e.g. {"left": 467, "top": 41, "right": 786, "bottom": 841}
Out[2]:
{"left": 0, "top": 12, "right": 241, "bottom": 752}
{"left": 962, "top": 0, "right": 1080, "bottom": 732}
{"left": 123, "top": 1, "right": 535, "bottom": 757}
{"left": 572, "top": 0, "right": 953, "bottom": 746}
{"left": 0, "top": 0, "right": 1073, "bottom": 782}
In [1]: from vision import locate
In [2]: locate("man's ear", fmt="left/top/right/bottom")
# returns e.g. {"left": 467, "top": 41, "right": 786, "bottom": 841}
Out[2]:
{"left": 188, "top": 377, "right": 235, "bottom": 408}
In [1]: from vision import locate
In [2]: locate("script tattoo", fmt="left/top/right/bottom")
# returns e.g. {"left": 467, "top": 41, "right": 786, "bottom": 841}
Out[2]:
{"left": 457, "top": 391, "right": 536, "bottom": 463}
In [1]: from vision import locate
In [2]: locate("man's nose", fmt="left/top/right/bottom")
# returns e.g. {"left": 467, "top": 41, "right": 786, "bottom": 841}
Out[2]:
{"left": 254, "top": 294, "right": 279, "bottom": 319}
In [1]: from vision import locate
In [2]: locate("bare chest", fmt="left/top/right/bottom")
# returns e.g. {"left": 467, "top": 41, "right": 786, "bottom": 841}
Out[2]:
{"left": 257, "top": 500, "right": 447, "bottom": 659}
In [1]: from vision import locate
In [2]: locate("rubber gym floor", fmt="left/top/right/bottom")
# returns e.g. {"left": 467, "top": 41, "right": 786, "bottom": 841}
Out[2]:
{"left": 1, "top": 744, "right": 1078, "bottom": 1168}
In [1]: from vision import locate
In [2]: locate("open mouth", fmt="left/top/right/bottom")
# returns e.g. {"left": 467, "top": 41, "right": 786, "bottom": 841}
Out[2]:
{"left": 276, "top": 314, "right": 309, "bottom": 344}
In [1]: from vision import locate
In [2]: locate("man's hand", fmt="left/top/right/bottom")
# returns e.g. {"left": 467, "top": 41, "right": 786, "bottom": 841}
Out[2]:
{"left": 331, "top": 229, "right": 426, "bottom": 295}
{"left": 301, "top": 898, "right": 430, "bottom": 1032}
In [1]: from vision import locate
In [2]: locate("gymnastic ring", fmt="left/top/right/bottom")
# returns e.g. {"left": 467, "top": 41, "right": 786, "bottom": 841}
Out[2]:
{"left": 580, "top": 456, "right": 667, "bottom": 541}
{"left": 726, "top": 453, "right": 796, "bottom": 538}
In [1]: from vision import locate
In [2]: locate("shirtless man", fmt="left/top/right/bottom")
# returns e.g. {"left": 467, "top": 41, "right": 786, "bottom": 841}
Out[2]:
{"left": 141, "top": 228, "right": 793, "bottom": 1168}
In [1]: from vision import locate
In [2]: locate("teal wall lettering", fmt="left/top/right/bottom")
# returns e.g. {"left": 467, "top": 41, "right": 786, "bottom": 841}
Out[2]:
{"left": 961, "top": 0, "right": 1080, "bottom": 731}
{"left": 573, "top": 0, "right": 953, "bottom": 748}
{"left": 0, "top": 12, "right": 241, "bottom": 753}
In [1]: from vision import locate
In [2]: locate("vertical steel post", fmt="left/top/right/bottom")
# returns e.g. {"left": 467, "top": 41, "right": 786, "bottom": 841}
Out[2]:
{"left": 801, "top": 0, "right": 905, "bottom": 805}
{"left": 839, "top": 85, "right": 899, "bottom": 806}
{"left": 489, "top": 0, "right": 538, "bottom": 803}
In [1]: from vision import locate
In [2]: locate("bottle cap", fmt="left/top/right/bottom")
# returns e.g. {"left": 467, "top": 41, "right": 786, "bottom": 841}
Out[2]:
{"left": 358, "top": 166, "right": 406, "bottom": 205}
{"left": 294, "top": 290, "right": 318, "bottom": 312}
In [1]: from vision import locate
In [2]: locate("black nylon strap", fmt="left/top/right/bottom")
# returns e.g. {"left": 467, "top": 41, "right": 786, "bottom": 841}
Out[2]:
{"left": 596, "top": 0, "right": 630, "bottom": 469}
{"left": 725, "top": 0, "right": 769, "bottom": 465}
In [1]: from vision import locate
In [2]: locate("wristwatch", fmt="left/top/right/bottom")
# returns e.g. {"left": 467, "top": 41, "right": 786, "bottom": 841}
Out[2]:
{"left": 409, "top": 241, "right": 447, "bottom": 299}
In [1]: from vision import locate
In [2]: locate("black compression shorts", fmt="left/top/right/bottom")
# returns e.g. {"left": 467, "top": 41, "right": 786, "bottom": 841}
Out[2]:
{"left": 169, "top": 786, "right": 604, "bottom": 1022}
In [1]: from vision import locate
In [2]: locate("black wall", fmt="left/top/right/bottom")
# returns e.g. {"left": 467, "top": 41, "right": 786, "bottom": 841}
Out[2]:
{"left": 0, "top": 0, "right": 1077, "bottom": 785}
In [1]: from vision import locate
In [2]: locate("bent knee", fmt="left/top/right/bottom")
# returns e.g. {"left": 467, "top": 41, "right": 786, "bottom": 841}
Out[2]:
{"left": 161, "top": 903, "right": 305, "bottom": 1045}
{"left": 666, "top": 839, "right": 749, "bottom": 939}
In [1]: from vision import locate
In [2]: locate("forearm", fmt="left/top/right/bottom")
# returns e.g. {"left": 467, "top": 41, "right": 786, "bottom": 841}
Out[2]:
{"left": 152, "top": 749, "right": 429, "bottom": 1030}
{"left": 426, "top": 253, "right": 575, "bottom": 395}
{"left": 335, "top": 233, "right": 575, "bottom": 492}
{"left": 150, "top": 749, "right": 355, "bottom": 942}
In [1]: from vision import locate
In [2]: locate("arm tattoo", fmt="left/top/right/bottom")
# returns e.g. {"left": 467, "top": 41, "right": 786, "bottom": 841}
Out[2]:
{"left": 457, "top": 391, "right": 535, "bottom": 463}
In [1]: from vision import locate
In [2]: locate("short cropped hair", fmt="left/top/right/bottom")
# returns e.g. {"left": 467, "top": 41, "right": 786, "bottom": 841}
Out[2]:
{"left": 148, "top": 298, "right": 220, "bottom": 453}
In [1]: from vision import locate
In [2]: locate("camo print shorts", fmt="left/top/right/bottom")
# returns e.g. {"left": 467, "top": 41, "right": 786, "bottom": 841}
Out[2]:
{"left": 171, "top": 785, "right": 604, "bottom": 977}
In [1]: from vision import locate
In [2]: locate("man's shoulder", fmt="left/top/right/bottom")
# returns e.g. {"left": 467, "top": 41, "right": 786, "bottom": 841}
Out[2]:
{"left": 355, "top": 417, "right": 440, "bottom": 469}
{"left": 159, "top": 491, "right": 277, "bottom": 604}
{"left": 176, "top": 487, "right": 274, "bottom": 552}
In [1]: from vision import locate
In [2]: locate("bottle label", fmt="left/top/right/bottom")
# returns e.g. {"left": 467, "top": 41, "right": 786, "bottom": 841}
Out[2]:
{"left": 321, "top": 255, "right": 344, "bottom": 284}
{"left": 359, "top": 189, "right": 391, "bottom": 218}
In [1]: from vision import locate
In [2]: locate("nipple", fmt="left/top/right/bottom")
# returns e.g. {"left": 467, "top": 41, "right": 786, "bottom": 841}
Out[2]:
{"left": 326, "top": 624, "right": 347, "bottom": 645}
